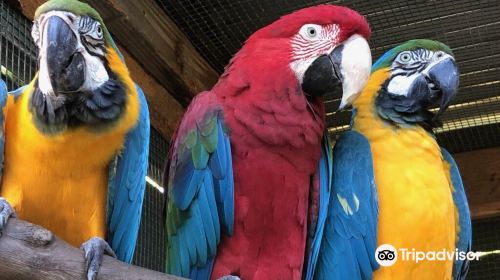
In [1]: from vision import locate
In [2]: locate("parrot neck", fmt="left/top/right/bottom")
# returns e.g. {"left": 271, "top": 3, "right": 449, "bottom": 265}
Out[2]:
{"left": 353, "top": 69, "right": 439, "bottom": 133}
{"left": 352, "top": 69, "right": 438, "bottom": 147}
{"left": 212, "top": 66, "right": 325, "bottom": 172}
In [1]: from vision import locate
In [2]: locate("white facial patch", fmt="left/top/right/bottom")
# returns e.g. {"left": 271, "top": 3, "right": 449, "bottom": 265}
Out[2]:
{"left": 387, "top": 74, "right": 420, "bottom": 96}
{"left": 387, "top": 50, "right": 454, "bottom": 96}
{"left": 80, "top": 50, "right": 109, "bottom": 91}
{"left": 290, "top": 56, "right": 319, "bottom": 84}
{"left": 34, "top": 11, "right": 108, "bottom": 95}
{"left": 289, "top": 23, "right": 340, "bottom": 83}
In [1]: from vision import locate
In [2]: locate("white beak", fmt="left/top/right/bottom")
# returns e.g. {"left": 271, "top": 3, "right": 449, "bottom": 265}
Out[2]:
{"left": 338, "top": 34, "right": 372, "bottom": 110}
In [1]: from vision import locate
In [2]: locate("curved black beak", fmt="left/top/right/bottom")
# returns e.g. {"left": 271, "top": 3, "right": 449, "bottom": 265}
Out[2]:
{"left": 301, "top": 46, "right": 343, "bottom": 98}
{"left": 44, "top": 16, "right": 85, "bottom": 93}
{"left": 427, "top": 58, "right": 459, "bottom": 116}
{"left": 300, "top": 35, "right": 371, "bottom": 109}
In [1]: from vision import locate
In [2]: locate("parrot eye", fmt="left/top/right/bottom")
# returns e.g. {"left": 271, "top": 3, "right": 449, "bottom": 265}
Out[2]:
{"left": 397, "top": 51, "right": 413, "bottom": 63}
{"left": 299, "top": 24, "right": 321, "bottom": 40}
{"left": 95, "top": 25, "right": 103, "bottom": 39}
{"left": 435, "top": 51, "right": 445, "bottom": 59}
{"left": 307, "top": 27, "right": 317, "bottom": 37}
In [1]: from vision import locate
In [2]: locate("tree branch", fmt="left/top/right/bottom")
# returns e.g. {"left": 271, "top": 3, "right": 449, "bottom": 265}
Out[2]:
{"left": 0, "top": 218, "right": 185, "bottom": 280}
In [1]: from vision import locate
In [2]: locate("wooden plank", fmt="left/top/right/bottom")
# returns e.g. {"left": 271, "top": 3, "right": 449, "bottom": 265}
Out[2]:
{"left": 86, "top": 0, "right": 219, "bottom": 107}
{"left": 453, "top": 147, "right": 500, "bottom": 220}
{"left": 14, "top": 0, "right": 186, "bottom": 138}
{"left": 120, "top": 46, "right": 184, "bottom": 138}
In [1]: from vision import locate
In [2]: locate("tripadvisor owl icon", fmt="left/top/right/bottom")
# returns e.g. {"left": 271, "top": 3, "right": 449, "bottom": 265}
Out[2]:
{"left": 375, "top": 244, "right": 398, "bottom": 267}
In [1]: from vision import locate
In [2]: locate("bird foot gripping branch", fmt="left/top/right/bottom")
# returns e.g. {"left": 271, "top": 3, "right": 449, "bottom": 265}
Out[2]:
{"left": 0, "top": 198, "right": 16, "bottom": 234}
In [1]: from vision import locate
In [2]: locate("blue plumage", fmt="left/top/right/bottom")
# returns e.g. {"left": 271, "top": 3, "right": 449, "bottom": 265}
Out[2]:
{"left": 304, "top": 135, "right": 332, "bottom": 280}
{"left": 315, "top": 131, "right": 379, "bottom": 280}
{"left": 442, "top": 148, "right": 472, "bottom": 280}
{"left": 106, "top": 84, "right": 150, "bottom": 263}
{"left": 0, "top": 80, "right": 7, "bottom": 178}
{"left": 166, "top": 107, "right": 234, "bottom": 279}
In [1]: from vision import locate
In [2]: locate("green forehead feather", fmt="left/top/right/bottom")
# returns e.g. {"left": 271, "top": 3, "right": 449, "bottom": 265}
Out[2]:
{"left": 35, "top": 0, "right": 102, "bottom": 23}
{"left": 34, "top": 0, "right": 123, "bottom": 59}
{"left": 372, "top": 39, "right": 454, "bottom": 72}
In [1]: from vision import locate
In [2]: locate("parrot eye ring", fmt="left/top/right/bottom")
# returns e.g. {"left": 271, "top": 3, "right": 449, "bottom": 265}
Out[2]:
{"left": 435, "top": 51, "right": 444, "bottom": 59}
{"left": 96, "top": 26, "right": 103, "bottom": 37}
{"left": 300, "top": 24, "right": 321, "bottom": 39}
{"left": 307, "top": 27, "right": 317, "bottom": 37}
{"left": 397, "top": 51, "right": 412, "bottom": 63}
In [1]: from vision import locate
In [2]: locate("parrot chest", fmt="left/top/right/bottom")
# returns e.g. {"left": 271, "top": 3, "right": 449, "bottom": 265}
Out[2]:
{"left": 368, "top": 129, "right": 456, "bottom": 280}
{"left": 0, "top": 93, "right": 131, "bottom": 247}
{"left": 212, "top": 142, "right": 321, "bottom": 280}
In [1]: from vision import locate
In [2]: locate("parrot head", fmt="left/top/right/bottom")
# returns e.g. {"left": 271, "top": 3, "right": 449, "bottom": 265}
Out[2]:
{"left": 371, "top": 39, "right": 459, "bottom": 128}
{"left": 30, "top": 0, "right": 131, "bottom": 130}
{"left": 220, "top": 5, "right": 372, "bottom": 112}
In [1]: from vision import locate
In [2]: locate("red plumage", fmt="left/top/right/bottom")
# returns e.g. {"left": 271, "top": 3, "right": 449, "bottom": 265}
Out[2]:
{"left": 166, "top": 5, "right": 370, "bottom": 279}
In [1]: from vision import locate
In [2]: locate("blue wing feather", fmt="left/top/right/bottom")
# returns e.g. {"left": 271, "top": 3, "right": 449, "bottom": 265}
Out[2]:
{"left": 0, "top": 80, "right": 8, "bottom": 179}
{"left": 107, "top": 84, "right": 150, "bottom": 263}
{"left": 315, "top": 131, "right": 379, "bottom": 280}
{"left": 441, "top": 148, "right": 472, "bottom": 280}
{"left": 165, "top": 95, "right": 234, "bottom": 280}
{"left": 304, "top": 135, "right": 332, "bottom": 280}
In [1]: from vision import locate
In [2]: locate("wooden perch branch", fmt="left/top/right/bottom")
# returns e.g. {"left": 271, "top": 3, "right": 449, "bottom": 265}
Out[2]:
{"left": 0, "top": 218, "right": 185, "bottom": 280}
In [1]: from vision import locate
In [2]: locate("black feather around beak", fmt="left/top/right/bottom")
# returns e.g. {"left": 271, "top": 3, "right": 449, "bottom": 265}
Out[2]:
{"left": 301, "top": 45, "right": 344, "bottom": 98}
{"left": 45, "top": 16, "right": 85, "bottom": 94}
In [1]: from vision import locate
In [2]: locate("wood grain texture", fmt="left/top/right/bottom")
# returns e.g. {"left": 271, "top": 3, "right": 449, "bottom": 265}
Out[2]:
{"left": 85, "top": 0, "right": 219, "bottom": 107}
{"left": 0, "top": 218, "right": 186, "bottom": 280}
{"left": 453, "top": 147, "right": 500, "bottom": 219}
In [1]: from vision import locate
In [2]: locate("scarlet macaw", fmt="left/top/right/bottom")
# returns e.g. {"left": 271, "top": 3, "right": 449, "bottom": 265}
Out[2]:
{"left": 164, "top": 5, "right": 373, "bottom": 280}
{"left": 0, "top": 1, "right": 149, "bottom": 279}
{"left": 314, "top": 39, "right": 472, "bottom": 280}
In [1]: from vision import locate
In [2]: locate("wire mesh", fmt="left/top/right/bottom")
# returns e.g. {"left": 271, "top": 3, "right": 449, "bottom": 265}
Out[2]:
{"left": 158, "top": 0, "right": 500, "bottom": 154}
{"left": 468, "top": 216, "right": 500, "bottom": 280}
{"left": 2, "top": 0, "right": 500, "bottom": 277}
{"left": 0, "top": 0, "right": 168, "bottom": 272}
{"left": 132, "top": 127, "right": 168, "bottom": 272}
{"left": 0, "top": 0, "right": 37, "bottom": 89}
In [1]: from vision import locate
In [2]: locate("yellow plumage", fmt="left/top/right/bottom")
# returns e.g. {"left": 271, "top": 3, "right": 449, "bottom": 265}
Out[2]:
{"left": 0, "top": 47, "right": 140, "bottom": 247}
{"left": 353, "top": 69, "right": 456, "bottom": 279}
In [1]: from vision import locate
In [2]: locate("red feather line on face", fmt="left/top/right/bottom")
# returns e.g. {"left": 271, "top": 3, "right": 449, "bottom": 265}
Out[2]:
{"left": 291, "top": 24, "right": 340, "bottom": 60}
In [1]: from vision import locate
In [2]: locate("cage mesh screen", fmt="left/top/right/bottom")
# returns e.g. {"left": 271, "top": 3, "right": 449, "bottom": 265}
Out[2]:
{"left": 468, "top": 217, "right": 500, "bottom": 280}
{"left": 132, "top": 127, "right": 168, "bottom": 271}
{"left": 0, "top": 0, "right": 168, "bottom": 272}
{"left": 0, "top": 0, "right": 36, "bottom": 89}
{"left": 158, "top": 0, "right": 500, "bottom": 154}
{"left": 1, "top": 0, "right": 500, "bottom": 277}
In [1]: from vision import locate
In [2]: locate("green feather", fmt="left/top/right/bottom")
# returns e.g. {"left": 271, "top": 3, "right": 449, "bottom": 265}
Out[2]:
{"left": 191, "top": 133, "right": 209, "bottom": 170}
{"left": 199, "top": 114, "right": 217, "bottom": 137}
{"left": 35, "top": 0, "right": 123, "bottom": 60}
{"left": 372, "top": 39, "right": 453, "bottom": 72}
{"left": 184, "top": 130, "right": 197, "bottom": 150}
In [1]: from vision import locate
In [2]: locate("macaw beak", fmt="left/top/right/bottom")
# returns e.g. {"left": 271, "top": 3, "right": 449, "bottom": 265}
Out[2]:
{"left": 39, "top": 15, "right": 85, "bottom": 95}
{"left": 300, "top": 34, "right": 371, "bottom": 109}
{"left": 426, "top": 57, "right": 459, "bottom": 117}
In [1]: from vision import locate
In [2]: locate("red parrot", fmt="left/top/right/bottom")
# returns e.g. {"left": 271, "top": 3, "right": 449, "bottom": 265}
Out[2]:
{"left": 164, "top": 5, "right": 372, "bottom": 280}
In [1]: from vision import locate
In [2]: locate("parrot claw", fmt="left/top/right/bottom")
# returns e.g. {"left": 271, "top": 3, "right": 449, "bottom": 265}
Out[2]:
{"left": 80, "top": 237, "right": 116, "bottom": 280}
{"left": 217, "top": 276, "right": 241, "bottom": 280}
{"left": 0, "top": 197, "right": 16, "bottom": 235}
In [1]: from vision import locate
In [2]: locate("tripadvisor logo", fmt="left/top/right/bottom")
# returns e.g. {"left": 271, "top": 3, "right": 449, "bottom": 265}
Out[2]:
{"left": 375, "top": 244, "right": 398, "bottom": 267}
{"left": 375, "top": 244, "right": 479, "bottom": 267}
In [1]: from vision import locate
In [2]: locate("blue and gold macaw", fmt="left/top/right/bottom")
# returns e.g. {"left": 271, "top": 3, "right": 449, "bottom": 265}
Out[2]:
{"left": 306, "top": 39, "right": 472, "bottom": 280}
{"left": 0, "top": 0, "right": 149, "bottom": 279}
